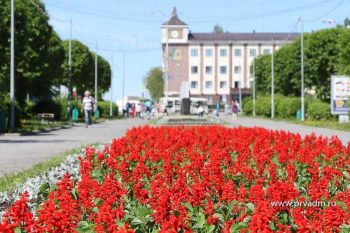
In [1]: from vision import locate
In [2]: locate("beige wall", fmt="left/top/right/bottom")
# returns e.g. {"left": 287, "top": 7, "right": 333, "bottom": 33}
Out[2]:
{"left": 163, "top": 41, "right": 286, "bottom": 97}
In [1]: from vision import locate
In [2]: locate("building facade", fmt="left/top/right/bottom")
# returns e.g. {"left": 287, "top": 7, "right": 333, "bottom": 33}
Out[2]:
{"left": 161, "top": 8, "right": 298, "bottom": 104}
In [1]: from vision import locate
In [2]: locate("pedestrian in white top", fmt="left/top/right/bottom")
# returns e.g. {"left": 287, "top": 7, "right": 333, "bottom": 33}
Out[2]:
{"left": 82, "top": 90, "right": 95, "bottom": 128}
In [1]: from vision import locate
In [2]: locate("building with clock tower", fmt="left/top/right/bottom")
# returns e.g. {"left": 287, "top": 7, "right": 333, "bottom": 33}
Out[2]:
{"left": 161, "top": 7, "right": 298, "bottom": 104}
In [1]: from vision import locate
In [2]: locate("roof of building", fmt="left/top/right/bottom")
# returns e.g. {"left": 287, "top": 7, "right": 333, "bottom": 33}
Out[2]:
{"left": 189, "top": 32, "right": 299, "bottom": 42}
{"left": 163, "top": 7, "right": 187, "bottom": 26}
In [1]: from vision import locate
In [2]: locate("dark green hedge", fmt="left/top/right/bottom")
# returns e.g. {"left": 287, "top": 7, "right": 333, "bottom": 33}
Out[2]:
{"left": 97, "top": 101, "right": 119, "bottom": 118}
{"left": 243, "top": 95, "right": 333, "bottom": 120}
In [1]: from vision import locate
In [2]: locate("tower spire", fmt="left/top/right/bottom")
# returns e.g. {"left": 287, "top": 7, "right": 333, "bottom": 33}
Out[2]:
{"left": 172, "top": 7, "right": 177, "bottom": 17}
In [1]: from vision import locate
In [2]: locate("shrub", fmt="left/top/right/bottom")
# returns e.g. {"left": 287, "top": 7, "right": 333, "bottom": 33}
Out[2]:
{"left": 275, "top": 96, "right": 300, "bottom": 119}
{"left": 97, "top": 101, "right": 119, "bottom": 118}
{"left": 242, "top": 98, "right": 253, "bottom": 115}
{"left": 306, "top": 99, "right": 332, "bottom": 120}
{"left": 255, "top": 96, "right": 271, "bottom": 117}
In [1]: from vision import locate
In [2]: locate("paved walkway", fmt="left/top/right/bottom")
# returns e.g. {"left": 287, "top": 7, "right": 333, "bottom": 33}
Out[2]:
{"left": 222, "top": 115, "right": 350, "bottom": 145}
{"left": 0, "top": 118, "right": 146, "bottom": 176}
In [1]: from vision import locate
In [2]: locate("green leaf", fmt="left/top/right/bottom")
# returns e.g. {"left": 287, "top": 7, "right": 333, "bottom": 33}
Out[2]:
{"left": 14, "top": 228, "right": 22, "bottom": 233}
{"left": 230, "top": 222, "right": 248, "bottom": 232}
{"left": 184, "top": 202, "right": 194, "bottom": 212}
{"left": 93, "top": 197, "right": 103, "bottom": 206}
{"left": 343, "top": 171, "right": 350, "bottom": 179}
{"left": 207, "top": 225, "right": 215, "bottom": 233}
{"left": 340, "top": 224, "right": 350, "bottom": 233}
{"left": 131, "top": 218, "right": 144, "bottom": 226}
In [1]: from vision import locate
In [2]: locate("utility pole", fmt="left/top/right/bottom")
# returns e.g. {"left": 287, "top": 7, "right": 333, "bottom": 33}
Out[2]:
{"left": 271, "top": 40, "right": 275, "bottom": 119}
{"left": 252, "top": 59, "right": 256, "bottom": 116}
{"left": 67, "top": 18, "right": 72, "bottom": 119}
{"left": 10, "top": 0, "right": 15, "bottom": 130}
{"left": 110, "top": 53, "right": 113, "bottom": 117}
{"left": 300, "top": 17, "right": 305, "bottom": 121}
{"left": 239, "top": 75, "right": 242, "bottom": 113}
{"left": 95, "top": 40, "right": 98, "bottom": 109}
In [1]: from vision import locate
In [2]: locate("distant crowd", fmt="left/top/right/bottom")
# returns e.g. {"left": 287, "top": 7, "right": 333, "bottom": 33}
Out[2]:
{"left": 122, "top": 101, "right": 167, "bottom": 120}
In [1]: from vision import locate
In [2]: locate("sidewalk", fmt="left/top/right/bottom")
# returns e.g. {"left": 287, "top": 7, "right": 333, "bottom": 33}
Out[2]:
{"left": 0, "top": 118, "right": 146, "bottom": 177}
{"left": 222, "top": 115, "right": 350, "bottom": 145}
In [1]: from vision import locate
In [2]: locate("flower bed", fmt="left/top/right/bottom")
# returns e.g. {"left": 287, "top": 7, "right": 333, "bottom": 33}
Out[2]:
{"left": 1, "top": 126, "right": 350, "bottom": 232}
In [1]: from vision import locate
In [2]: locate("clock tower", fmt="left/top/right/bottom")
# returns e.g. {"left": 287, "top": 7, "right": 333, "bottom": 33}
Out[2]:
{"left": 161, "top": 7, "right": 189, "bottom": 44}
{"left": 161, "top": 7, "right": 189, "bottom": 97}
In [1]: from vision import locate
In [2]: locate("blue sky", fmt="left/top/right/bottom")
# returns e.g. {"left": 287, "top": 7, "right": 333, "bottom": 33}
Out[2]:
{"left": 41, "top": 0, "right": 350, "bottom": 101}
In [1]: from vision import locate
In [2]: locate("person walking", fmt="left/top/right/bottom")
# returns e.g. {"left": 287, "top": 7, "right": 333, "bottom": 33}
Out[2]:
{"left": 82, "top": 90, "right": 95, "bottom": 128}
{"left": 232, "top": 100, "right": 238, "bottom": 119}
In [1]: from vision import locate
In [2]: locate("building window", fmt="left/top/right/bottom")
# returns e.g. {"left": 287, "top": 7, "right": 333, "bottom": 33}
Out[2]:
{"left": 263, "top": 48, "right": 271, "bottom": 54}
{"left": 205, "top": 66, "right": 212, "bottom": 74}
{"left": 234, "top": 48, "right": 241, "bottom": 57}
{"left": 250, "top": 48, "right": 257, "bottom": 57}
{"left": 234, "top": 66, "right": 241, "bottom": 74}
{"left": 220, "top": 66, "right": 227, "bottom": 74}
{"left": 191, "top": 48, "right": 198, "bottom": 57}
{"left": 220, "top": 81, "right": 227, "bottom": 89}
{"left": 220, "top": 49, "right": 227, "bottom": 57}
{"left": 191, "top": 81, "right": 198, "bottom": 89}
{"left": 205, "top": 48, "right": 213, "bottom": 57}
{"left": 234, "top": 81, "right": 239, "bottom": 88}
{"left": 205, "top": 81, "right": 213, "bottom": 89}
{"left": 191, "top": 66, "right": 198, "bottom": 74}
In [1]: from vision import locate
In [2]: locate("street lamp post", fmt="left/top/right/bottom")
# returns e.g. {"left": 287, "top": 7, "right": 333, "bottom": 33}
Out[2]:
{"left": 122, "top": 52, "right": 126, "bottom": 107}
{"left": 271, "top": 40, "right": 275, "bottom": 119}
{"left": 252, "top": 59, "right": 256, "bottom": 116}
{"left": 10, "top": 0, "right": 15, "bottom": 130}
{"left": 300, "top": 17, "right": 305, "bottom": 121}
{"left": 165, "top": 28, "right": 169, "bottom": 98}
{"left": 239, "top": 75, "right": 242, "bottom": 113}
{"left": 110, "top": 53, "right": 113, "bottom": 117}
{"left": 67, "top": 18, "right": 72, "bottom": 119}
{"left": 94, "top": 40, "right": 98, "bottom": 109}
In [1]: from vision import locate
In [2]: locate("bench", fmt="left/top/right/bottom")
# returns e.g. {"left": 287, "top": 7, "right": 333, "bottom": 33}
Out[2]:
{"left": 37, "top": 113, "right": 54, "bottom": 124}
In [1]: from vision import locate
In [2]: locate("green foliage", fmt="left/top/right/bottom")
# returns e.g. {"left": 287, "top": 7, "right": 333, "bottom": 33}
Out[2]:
{"left": 255, "top": 96, "right": 271, "bottom": 117}
{"left": 336, "top": 28, "right": 350, "bottom": 76}
{"left": 245, "top": 95, "right": 300, "bottom": 119}
{"left": 61, "top": 41, "right": 111, "bottom": 98}
{"left": 96, "top": 101, "right": 118, "bottom": 118}
{"left": 242, "top": 97, "right": 253, "bottom": 115}
{"left": 306, "top": 99, "right": 332, "bottom": 120}
{"left": 275, "top": 96, "right": 300, "bottom": 119}
{"left": 0, "top": 0, "right": 65, "bottom": 102}
{"left": 144, "top": 67, "right": 164, "bottom": 101}
{"left": 213, "top": 24, "right": 224, "bottom": 33}
{"left": 254, "top": 27, "right": 350, "bottom": 100}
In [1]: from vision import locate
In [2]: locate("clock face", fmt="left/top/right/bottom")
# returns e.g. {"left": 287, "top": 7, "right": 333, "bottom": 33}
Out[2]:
{"left": 171, "top": 30, "right": 179, "bottom": 38}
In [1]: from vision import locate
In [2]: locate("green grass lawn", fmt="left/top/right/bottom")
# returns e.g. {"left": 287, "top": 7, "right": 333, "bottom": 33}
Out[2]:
{"left": 16, "top": 119, "right": 72, "bottom": 134}
{"left": 243, "top": 115, "right": 350, "bottom": 132}
{"left": 0, "top": 148, "right": 77, "bottom": 193}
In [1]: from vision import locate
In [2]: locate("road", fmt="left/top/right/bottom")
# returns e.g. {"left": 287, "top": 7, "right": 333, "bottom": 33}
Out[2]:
{"left": 0, "top": 118, "right": 146, "bottom": 176}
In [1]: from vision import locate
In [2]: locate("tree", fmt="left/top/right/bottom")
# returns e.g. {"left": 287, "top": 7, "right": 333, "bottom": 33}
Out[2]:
{"left": 144, "top": 67, "right": 164, "bottom": 101}
{"left": 0, "top": 0, "right": 65, "bottom": 102}
{"left": 213, "top": 24, "right": 224, "bottom": 33}
{"left": 337, "top": 28, "right": 350, "bottom": 76}
{"left": 61, "top": 40, "right": 112, "bottom": 98}
{"left": 337, "top": 17, "right": 350, "bottom": 28}
{"left": 254, "top": 27, "right": 347, "bottom": 100}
